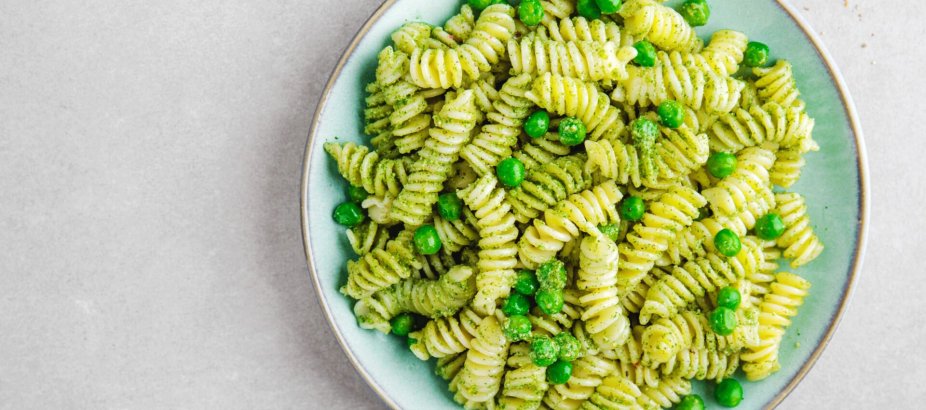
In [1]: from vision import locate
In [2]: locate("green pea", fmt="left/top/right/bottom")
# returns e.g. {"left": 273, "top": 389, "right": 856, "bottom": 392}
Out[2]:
{"left": 714, "top": 228, "right": 741, "bottom": 257}
{"left": 413, "top": 225, "right": 442, "bottom": 255}
{"left": 633, "top": 40, "right": 657, "bottom": 67}
{"left": 333, "top": 202, "right": 365, "bottom": 227}
{"left": 620, "top": 196, "right": 646, "bottom": 222}
{"left": 716, "top": 286, "right": 741, "bottom": 310}
{"left": 576, "top": 0, "right": 602, "bottom": 19}
{"left": 467, "top": 0, "right": 505, "bottom": 11}
{"left": 518, "top": 0, "right": 544, "bottom": 26}
{"left": 502, "top": 293, "right": 531, "bottom": 316}
{"left": 594, "top": 0, "right": 622, "bottom": 14}
{"left": 513, "top": 270, "right": 540, "bottom": 296}
{"left": 707, "top": 152, "right": 737, "bottom": 178}
{"left": 676, "top": 394, "right": 705, "bottom": 410}
{"left": 744, "top": 41, "right": 770, "bottom": 68}
{"left": 437, "top": 192, "right": 463, "bottom": 221}
{"left": 536, "top": 259, "right": 567, "bottom": 290}
{"left": 558, "top": 117, "right": 587, "bottom": 146}
{"left": 715, "top": 378, "right": 744, "bottom": 407}
{"left": 391, "top": 313, "right": 414, "bottom": 336}
{"left": 546, "top": 359, "right": 573, "bottom": 384}
{"left": 347, "top": 185, "right": 368, "bottom": 203}
{"left": 554, "top": 332, "right": 581, "bottom": 361}
{"left": 755, "top": 213, "right": 786, "bottom": 240}
{"left": 504, "top": 314, "right": 533, "bottom": 341}
{"left": 497, "top": 157, "right": 526, "bottom": 188}
{"left": 536, "top": 289, "right": 565, "bottom": 315}
{"left": 530, "top": 336, "right": 560, "bottom": 367}
{"left": 657, "top": 100, "right": 685, "bottom": 129}
{"left": 709, "top": 306, "right": 738, "bottom": 336}
{"left": 524, "top": 110, "right": 551, "bottom": 139}
{"left": 678, "top": 0, "right": 710, "bottom": 27}
{"left": 597, "top": 223, "right": 621, "bottom": 242}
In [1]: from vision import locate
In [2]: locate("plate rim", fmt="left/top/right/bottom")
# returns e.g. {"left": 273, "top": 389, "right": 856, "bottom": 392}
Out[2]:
{"left": 299, "top": 1, "right": 871, "bottom": 408}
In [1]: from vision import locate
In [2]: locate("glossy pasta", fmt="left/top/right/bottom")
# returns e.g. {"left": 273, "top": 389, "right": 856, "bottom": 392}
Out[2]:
{"left": 330, "top": 2, "right": 828, "bottom": 408}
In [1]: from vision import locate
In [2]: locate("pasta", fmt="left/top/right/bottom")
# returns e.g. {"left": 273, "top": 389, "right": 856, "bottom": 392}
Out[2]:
{"left": 353, "top": 264, "right": 476, "bottom": 332}
{"left": 508, "top": 37, "right": 638, "bottom": 82}
{"left": 458, "top": 174, "right": 521, "bottom": 315}
{"left": 577, "top": 235, "right": 631, "bottom": 351}
{"left": 517, "top": 181, "right": 623, "bottom": 269}
{"left": 774, "top": 192, "right": 825, "bottom": 267}
{"left": 527, "top": 72, "right": 626, "bottom": 142}
{"left": 620, "top": 0, "right": 702, "bottom": 52}
{"left": 612, "top": 51, "right": 746, "bottom": 114}
{"left": 409, "top": 4, "right": 516, "bottom": 89}
{"left": 329, "top": 2, "right": 829, "bottom": 407}
{"left": 391, "top": 90, "right": 481, "bottom": 226}
{"left": 741, "top": 272, "right": 811, "bottom": 380}
{"left": 451, "top": 314, "right": 510, "bottom": 408}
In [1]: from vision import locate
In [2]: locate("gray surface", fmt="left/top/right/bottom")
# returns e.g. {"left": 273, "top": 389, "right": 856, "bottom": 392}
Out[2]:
{"left": 0, "top": 0, "right": 919, "bottom": 408}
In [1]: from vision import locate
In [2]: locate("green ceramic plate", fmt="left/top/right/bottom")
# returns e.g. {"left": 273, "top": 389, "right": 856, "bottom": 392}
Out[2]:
{"left": 300, "top": 1, "right": 869, "bottom": 408}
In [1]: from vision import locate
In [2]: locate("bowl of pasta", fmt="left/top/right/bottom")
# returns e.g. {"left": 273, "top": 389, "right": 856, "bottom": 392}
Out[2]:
{"left": 300, "top": 0, "right": 868, "bottom": 408}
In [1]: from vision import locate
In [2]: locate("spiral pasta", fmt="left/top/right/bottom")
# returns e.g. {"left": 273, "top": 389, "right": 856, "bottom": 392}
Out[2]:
{"left": 539, "top": 16, "right": 623, "bottom": 44}
{"left": 437, "top": 352, "right": 469, "bottom": 381}
{"left": 324, "top": 142, "right": 411, "bottom": 199}
{"left": 353, "top": 265, "right": 476, "bottom": 332}
{"left": 753, "top": 60, "right": 806, "bottom": 111}
{"left": 460, "top": 74, "right": 535, "bottom": 176}
{"left": 340, "top": 230, "right": 418, "bottom": 300}
{"left": 661, "top": 346, "right": 740, "bottom": 383}
{"left": 702, "top": 146, "right": 777, "bottom": 228}
{"left": 581, "top": 373, "right": 643, "bottom": 410}
{"left": 612, "top": 51, "right": 745, "bottom": 114}
{"left": 513, "top": 133, "right": 573, "bottom": 171}
{"left": 391, "top": 90, "right": 481, "bottom": 225}
{"left": 639, "top": 236, "right": 764, "bottom": 324}
{"left": 577, "top": 235, "right": 631, "bottom": 351}
{"left": 620, "top": 0, "right": 703, "bottom": 52}
{"left": 606, "top": 326, "right": 662, "bottom": 389}
{"left": 409, "top": 307, "right": 484, "bottom": 360}
{"left": 585, "top": 126, "right": 709, "bottom": 188}
{"left": 707, "top": 102, "right": 817, "bottom": 154}
{"left": 616, "top": 186, "right": 706, "bottom": 293}
{"left": 392, "top": 22, "right": 436, "bottom": 54}
{"left": 636, "top": 376, "right": 691, "bottom": 409}
{"left": 540, "top": 0, "right": 575, "bottom": 24}
{"left": 741, "top": 272, "right": 811, "bottom": 380}
{"left": 451, "top": 315, "right": 510, "bottom": 408}
{"left": 346, "top": 220, "right": 390, "bottom": 256}
{"left": 526, "top": 73, "right": 627, "bottom": 142}
{"left": 518, "top": 181, "right": 623, "bottom": 269}
{"left": 543, "top": 354, "right": 617, "bottom": 410}
{"left": 641, "top": 310, "right": 745, "bottom": 367}
{"left": 435, "top": 207, "right": 480, "bottom": 253}
{"left": 410, "top": 4, "right": 516, "bottom": 89}
{"left": 508, "top": 37, "right": 637, "bottom": 82}
{"left": 700, "top": 30, "right": 748, "bottom": 76}
{"left": 661, "top": 216, "right": 748, "bottom": 266}
{"left": 498, "top": 343, "right": 548, "bottom": 410}
{"left": 774, "top": 192, "right": 825, "bottom": 268}
{"left": 458, "top": 174, "right": 520, "bottom": 315}
{"left": 444, "top": 4, "right": 476, "bottom": 44}
{"left": 769, "top": 147, "right": 805, "bottom": 188}
{"left": 507, "top": 154, "right": 593, "bottom": 223}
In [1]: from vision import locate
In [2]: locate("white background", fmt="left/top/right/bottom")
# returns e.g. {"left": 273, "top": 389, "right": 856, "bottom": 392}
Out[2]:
{"left": 0, "top": 0, "right": 920, "bottom": 408}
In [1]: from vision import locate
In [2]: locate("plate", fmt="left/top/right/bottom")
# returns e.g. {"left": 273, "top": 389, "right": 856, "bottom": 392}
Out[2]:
{"left": 300, "top": 1, "right": 869, "bottom": 408}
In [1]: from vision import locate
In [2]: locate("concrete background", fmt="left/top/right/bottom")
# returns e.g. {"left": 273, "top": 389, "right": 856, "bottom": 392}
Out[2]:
{"left": 0, "top": 0, "right": 919, "bottom": 408}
